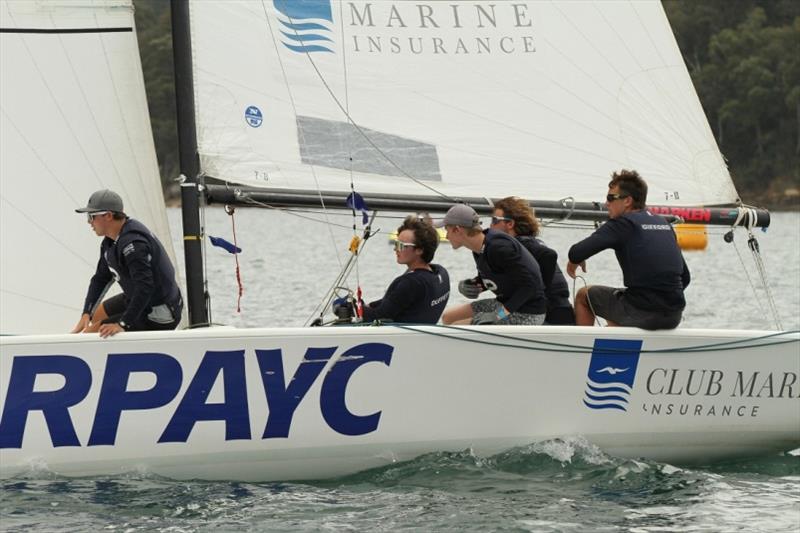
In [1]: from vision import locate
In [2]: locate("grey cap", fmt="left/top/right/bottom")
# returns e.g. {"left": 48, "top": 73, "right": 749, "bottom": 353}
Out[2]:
{"left": 75, "top": 189, "right": 124, "bottom": 213}
{"left": 434, "top": 203, "right": 481, "bottom": 228}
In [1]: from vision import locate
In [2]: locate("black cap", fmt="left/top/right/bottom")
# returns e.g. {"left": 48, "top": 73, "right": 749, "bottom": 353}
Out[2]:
{"left": 75, "top": 189, "right": 124, "bottom": 214}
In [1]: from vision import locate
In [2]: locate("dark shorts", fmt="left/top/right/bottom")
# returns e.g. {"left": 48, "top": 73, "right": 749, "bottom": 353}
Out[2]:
{"left": 587, "top": 286, "right": 682, "bottom": 330}
{"left": 102, "top": 293, "right": 182, "bottom": 331}
{"left": 545, "top": 306, "right": 576, "bottom": 325}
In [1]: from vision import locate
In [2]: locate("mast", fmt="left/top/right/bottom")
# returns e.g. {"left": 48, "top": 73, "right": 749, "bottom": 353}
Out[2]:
{"left": 171, "top": 0, "right": 209, "bottom": 327}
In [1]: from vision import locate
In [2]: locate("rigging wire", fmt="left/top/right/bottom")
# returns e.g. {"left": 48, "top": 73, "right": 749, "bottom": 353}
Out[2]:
{"left": 259, "top": 1, "right": 344, "bottom": 270}
{"left": 198, "top": 177, "right": 213, "bottom": 327}
{"left": 281, "top": 16, "right": 456, "bottom": 203}
{"left": 304, "top": 211, "right": 379, "bottom": 326}
{"left": 237, "top": 195, "right": 354, "bottom": 229}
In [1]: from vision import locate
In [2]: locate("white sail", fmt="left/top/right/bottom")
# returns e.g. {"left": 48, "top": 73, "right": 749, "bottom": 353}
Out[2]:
{"left": 190, "top": 0, "right": 739, "bottom": 206}
{"left": 0, "top": 0, "right": 177, "bottom": 334}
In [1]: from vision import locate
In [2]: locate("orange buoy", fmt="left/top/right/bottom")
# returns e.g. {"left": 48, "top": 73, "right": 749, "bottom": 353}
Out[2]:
{"left": 675, "top": 224, "right": 708, "bottom": 251}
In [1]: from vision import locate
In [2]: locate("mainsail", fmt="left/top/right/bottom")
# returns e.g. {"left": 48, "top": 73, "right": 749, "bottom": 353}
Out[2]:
{"left": 0, "top": 0, "right": 176, "bottom": 334}
{"left": 189, "top": 0, "right": 740, "bottom": 207}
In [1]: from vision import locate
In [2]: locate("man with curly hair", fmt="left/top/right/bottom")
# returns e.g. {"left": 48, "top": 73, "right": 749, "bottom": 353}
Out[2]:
{"left": 359, "top": 216, "right": 450, "bottom": 324}
{"left": 491, "top": 196, "right": 575, "bottom": 325}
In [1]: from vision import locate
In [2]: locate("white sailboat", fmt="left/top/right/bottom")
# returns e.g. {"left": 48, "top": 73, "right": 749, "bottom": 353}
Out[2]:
{"left": 0, "top": 0, "right": 797, "bottom": 482}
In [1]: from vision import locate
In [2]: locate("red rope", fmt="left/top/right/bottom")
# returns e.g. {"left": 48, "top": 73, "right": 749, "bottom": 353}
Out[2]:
{"left": 228, "top": 207, "right": 244, "bottom": 313}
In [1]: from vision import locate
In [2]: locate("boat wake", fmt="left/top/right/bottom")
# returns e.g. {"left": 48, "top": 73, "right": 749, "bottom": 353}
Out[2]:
{"left": 3, "top": 438, "right": 797, "bottom": 532}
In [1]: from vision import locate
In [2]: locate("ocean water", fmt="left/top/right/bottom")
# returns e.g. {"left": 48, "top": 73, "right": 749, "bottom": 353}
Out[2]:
{"left": 2, "top": 208, "right": 798, "bottom": 532}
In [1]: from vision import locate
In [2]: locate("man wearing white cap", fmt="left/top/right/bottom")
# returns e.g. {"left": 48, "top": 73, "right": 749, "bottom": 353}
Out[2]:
{"left": 72, "top": 189, "right": 183, "bottom": 337}
{"left": 437, "top": 204, "right": 546, "bottom": 326}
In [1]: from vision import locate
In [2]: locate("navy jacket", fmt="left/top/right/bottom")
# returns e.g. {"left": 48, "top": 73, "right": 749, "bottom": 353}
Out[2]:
{"left": 83, "top": 218, "right": 182, "bottom": 325}
{"left": 516, "top": 235, "right": 572, "bottom": 313}
{"left": 568, "top": 210, "right": 690, "bottom": 312}
{"left": 363, "top": 264, "right": 450, "bottom": 324}
{"left": 473, "top": 230, "right": 547, "bottom": 315}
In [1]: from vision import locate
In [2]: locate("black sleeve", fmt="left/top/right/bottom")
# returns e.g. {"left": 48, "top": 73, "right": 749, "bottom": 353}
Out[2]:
{"left": 119, "top": 238, "right": 157, "bottom": 325}
{"left": 487, "top": 239, "right": 540, "bottom": 314}
{"left": 568, "top": 218, "right": 631, "bottom": 264}
{"left": 681, "top": 257, "right": 691, "bottom": 288}
{"left": 362, "top": 275, "right": 421, "bottom": 322}
{"left": 83, "top": 252, "right": 114, "bottom": 314}
{"left": 531, "top": 243, "right": 558, "bottom": 286}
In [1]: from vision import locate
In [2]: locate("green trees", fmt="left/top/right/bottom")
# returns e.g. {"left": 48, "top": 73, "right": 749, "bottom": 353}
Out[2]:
{"left": 135, "top": 0, "right": 798, "bottom": 207}
{"left": 134, "top": 0, "right": 178, "bottom": 198}
{"left": 663, "top": 0, "right": 799, "bottom": 206}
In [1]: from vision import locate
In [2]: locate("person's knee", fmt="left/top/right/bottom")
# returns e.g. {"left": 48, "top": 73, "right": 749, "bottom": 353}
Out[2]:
{"left": 442, "top": 304, "right": 470, "bottom": 325}
{"left": 575, "top": 287, "right": 589, "bottom": 304}
{"left": 442, "top": 308, "right": 457, "bottom": 325}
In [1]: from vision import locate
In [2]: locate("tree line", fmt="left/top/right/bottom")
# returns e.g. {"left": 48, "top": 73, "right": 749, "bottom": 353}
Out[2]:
{"left": 134, "top": 0, "right": 799, "bottom": 208}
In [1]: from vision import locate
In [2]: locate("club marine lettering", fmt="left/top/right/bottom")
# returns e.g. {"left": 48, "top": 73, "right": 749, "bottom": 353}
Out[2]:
{"left": 641, "top": 367, "right": 799, "bottom": 418}
{"left": 0, "top": 342, "right": 393, "bottom": 449}
{"left": 348, "top": 2, "right": 536, "bottom": 56}
{"left": 582, "top": 339, "right": 799, "bottom": 419}
{"left": 274, "top": 2, "right": 539, "bottom": 56}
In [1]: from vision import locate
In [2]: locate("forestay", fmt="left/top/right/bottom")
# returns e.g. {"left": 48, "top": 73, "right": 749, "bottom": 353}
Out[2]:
{"left": 0, "top": 0, "right": 176, "bottom": 334}
{"left": 190, "top": 0, "right": 739, "bottom": 207}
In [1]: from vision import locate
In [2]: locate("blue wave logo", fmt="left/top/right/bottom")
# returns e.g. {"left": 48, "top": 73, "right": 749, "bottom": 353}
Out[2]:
{"left": 583, "top": 339, "right": 642, "bottom": 412}
{"left": 274, "top": 0, "right": 335, "bottom": 54}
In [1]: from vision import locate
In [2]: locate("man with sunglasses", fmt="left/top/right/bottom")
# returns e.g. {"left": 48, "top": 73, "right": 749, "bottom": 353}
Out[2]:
{"left": 72, "top": 189, "right": 183, "bottom": 337}
{"left": 355, "top": 216, "right": 449, "bottom": 324}
{"left": 437, "top": 203, "right": 546, "bottom": 326}
{"left": 566, "top": 170, "right": 690, "bottom": 329}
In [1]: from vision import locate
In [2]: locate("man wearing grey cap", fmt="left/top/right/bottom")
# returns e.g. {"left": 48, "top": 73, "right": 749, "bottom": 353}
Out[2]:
{"left": 436, "top": 203, "right": 547, "bottom": 326}
{"left": 72, "top": 189, "right": 183, "bottom": 337}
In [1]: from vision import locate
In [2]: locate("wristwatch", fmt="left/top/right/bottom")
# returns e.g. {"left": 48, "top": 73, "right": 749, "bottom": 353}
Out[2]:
{"left": 118, "top": 320, "right": 130, "bottom": 331}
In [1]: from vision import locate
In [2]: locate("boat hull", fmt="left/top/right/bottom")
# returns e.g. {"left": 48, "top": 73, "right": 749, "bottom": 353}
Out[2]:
{"left": 1, "top": 325, "right": 798, "bottom": 481}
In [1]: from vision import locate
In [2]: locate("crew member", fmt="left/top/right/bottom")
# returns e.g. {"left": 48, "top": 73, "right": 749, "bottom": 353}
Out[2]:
{"left": 349, "top": 216, "right": 450, "bottom": 324}
{"left": 71, "top": 189, "right": 183, "bottom": 337}
{"left": 491, "top": 196, "right": 575, "bottom": 325}
{"left": 438, "top": 204, "right": 546, "bottom": 326}
{"left": 566, "top": 170, "right": 690, "bottom": 329}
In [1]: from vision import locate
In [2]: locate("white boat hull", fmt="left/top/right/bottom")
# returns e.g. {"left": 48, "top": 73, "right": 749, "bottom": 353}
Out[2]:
{"left": 1, "top": 325, "right": 798, "bottom": 481}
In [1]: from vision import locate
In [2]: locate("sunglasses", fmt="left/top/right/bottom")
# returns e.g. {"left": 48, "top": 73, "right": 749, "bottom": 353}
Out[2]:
{"left": 490, "top": 216, "right": 512, "bottom": 225}
{"left": 87, "top": 211, "right": 109, "bottom": 222}
{"left": 606, "top": 194, "right": 629, "bottom": 202}
{"left": 394, "top": 240, "right": 417, "bottom": 252}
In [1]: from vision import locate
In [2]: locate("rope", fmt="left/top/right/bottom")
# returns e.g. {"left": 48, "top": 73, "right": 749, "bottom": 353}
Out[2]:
{"left": 745, "top": 234, "right": 783, "bottom": 330}
{"left": 238, "top": 196, "right": 353, "bottom": 229}
{"left": 304, "top": 211, "right": 379, "bottom": 326}
{"left": 225, "top": 206, "right": 244, "bottom": 313}
{"left": 725, "top": 208, "right": 783, "bottom": 330}
{"left": 387, "top": 323, "right": 800, "bottom": 355}
{"left": 571, "top": 274, "right": 602, "bottom": 327}
{"left": 730, "top": 232, "right": 769, "bottom": 323}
